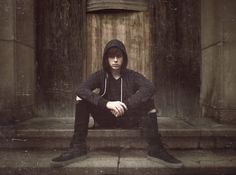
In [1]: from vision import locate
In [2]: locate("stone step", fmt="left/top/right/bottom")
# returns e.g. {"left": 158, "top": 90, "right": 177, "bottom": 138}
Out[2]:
{"left": 0, "top": 149, "right": 235, "bottom": 175}
{"left": 1, "top": 117, "right": 236, "bottom": 150}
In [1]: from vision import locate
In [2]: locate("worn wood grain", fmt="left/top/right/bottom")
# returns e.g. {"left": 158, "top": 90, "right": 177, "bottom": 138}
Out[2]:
{"left": 87, "top": 0, "right": 148, "bottom": 12}
{"left": 86, "top": 10, "right": 152, "bottom": 80}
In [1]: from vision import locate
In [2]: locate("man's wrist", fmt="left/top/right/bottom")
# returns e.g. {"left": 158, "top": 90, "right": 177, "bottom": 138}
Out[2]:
{"left": 98, "top": 98, "right": 108, "bottom": 108}
{"left": 123, "top": 99, "right": 129, "bottom": 109}
{"left": 106, "top": 101, "right": 110, "bottom": 109}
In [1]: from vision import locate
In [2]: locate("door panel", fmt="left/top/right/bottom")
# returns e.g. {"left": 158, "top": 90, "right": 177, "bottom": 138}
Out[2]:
{"left": 86, "top": 11, "right": 152, "bottom": 80}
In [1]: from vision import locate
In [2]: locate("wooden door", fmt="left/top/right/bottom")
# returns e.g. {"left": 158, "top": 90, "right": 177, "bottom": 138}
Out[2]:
{"left": 85, "top": 10, "right": 152, "bottom": 80}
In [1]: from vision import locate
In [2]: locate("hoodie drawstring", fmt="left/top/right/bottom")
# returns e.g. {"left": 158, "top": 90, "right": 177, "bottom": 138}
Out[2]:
{"left": 101, "top": 77, "right": 108, "bottom": 97}
{"left": 101, "top": 75, "right": 123, "bottom": 103}
{"left": 121, "top": 78, "right": 123, "bottom": 102}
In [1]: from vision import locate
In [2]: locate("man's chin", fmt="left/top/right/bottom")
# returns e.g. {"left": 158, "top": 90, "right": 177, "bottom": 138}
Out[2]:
{"left": 111, "top": 67, "right": 121, "bottom": 70}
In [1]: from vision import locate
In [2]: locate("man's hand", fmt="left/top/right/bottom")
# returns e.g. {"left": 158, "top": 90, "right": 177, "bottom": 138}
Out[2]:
{"left": 106, "top": 101, "right": 127, "bottom": 117}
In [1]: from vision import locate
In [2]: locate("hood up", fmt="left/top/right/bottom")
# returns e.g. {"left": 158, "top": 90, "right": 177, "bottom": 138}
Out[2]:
{"left": 102, "top": 39, "right": 128, "bottom": 75}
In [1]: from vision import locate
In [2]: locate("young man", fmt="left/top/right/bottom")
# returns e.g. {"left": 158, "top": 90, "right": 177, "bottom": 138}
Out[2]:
{"left": 51, "top": 39, "right": 183, "bottom": 168}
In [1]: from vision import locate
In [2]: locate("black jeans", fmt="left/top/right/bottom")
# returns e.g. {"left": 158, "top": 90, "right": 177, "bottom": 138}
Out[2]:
{"left": 70, "top": 99, "right": 161, "bottom": 147}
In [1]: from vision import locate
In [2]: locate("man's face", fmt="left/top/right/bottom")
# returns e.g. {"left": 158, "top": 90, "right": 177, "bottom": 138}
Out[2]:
{"left": 107, "top": 48, "right": 123, "bottom": 72}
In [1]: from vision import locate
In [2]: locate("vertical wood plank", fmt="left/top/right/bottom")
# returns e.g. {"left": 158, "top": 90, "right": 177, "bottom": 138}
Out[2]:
{"left": 86, "top": 11, "right": 152, "bottom": 80}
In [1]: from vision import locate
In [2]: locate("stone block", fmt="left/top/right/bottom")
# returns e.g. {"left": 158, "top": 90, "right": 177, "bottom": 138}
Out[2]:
{"left": 0, "top": 0, "right": 15, "bottom": 40}
{"left": 216, "top": 137, "right": 236, "bottom": 149}
{"left": 201, "top": 0, "right": 222, "bottom": 48}
{"left": 201, "top": 45, "right": 222, "bottom": 107}
{"left": 15, "top": 43, "right": 35, "bottom": 107}
{"left": 16, "top": 0, "right": 35, "bottom": 47}
{"left": 163, "top": 137, "right": 200, "bottom": 149}
{"left": 199, "top": 137, "right": 216, "bottom": 149}
{"left": 119, "top": 150, "right": 164, "bottom": 175}
{"left": 221, "top": 0, "right": 236, "bottom": 22}
{"left": 0, "top": 41, "right": 15, "bottom": 108}
{"left": 0, "top": 150, "right": 119, "bottom": 175}
{"left": 68, "top": 151, "right": 119, "bottom": 175}
{"left": 0, "top": 110, "right": 15, "bottom": 125}
{"left": 37, "top": 92, "right": 74, "bottom": 118}
{"left": 218, "top": 110, "right": 236, "bottom": 124}
{"left": 223, "top": 21, "right": 236, "bottom": 43}
{"left": 223, "top": 41, "right": 236, "bottom": 108}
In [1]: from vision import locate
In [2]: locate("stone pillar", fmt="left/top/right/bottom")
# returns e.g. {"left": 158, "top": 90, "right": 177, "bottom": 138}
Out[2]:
{"left": 0, "top": 0, "right": 35, "bottom": 125}
{"left": 201, "top": 0, "right": 236, "bottom": 124}
{"left": 151, "top": 0, "right": 201, "bottom": 119}
{"left": 36, "top": 0, "right": 86, "bottom": 118}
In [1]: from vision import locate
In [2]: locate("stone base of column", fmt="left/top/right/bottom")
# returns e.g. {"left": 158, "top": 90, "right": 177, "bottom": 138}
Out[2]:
{"left": 202, "top": 106, "right": 236, "bottom": 124}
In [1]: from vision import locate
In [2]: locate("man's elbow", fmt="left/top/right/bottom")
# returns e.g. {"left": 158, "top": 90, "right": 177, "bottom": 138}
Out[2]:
{"left": 149, "top": 84, "right": 156, "bottom": 96}
{"left": 76, "top": 86, "right": 84, "bottom": 97}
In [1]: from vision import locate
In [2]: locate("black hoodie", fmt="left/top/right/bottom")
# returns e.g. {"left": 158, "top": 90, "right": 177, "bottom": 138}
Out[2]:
{"left": 77, "top": 39, "right": 155, "bottom": 109}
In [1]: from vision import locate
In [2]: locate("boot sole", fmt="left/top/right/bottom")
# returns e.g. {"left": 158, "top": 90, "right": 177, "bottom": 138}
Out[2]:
{"left": 50, "top": 155, "right": 88, "bottom": 168}
{"left": 147, "top": 155, "right": 183, "bottom": 169}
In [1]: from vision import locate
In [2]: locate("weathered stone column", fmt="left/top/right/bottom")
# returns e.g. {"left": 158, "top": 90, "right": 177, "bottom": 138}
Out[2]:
{"left": 151, "top": 0, "right": 201, "bottom": 119}
{"left": 201, "top": 0, "right": 236, "bottom": 124}
{"left": 0, "top": 0, "right": 35, "bottom": 125}
{"left": 36, "top": 0, "right": 87, "bottom": 118}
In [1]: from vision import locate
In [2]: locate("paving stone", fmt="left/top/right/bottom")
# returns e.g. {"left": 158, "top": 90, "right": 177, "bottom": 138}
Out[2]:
{"left": 0, "top": 149, "right": 235, "bottom": 175}
{"left": 119, "top": 149, "right": 236, "bottom": 175}
{"left": 0, "top": 150, "right": 119, "bottom": 175}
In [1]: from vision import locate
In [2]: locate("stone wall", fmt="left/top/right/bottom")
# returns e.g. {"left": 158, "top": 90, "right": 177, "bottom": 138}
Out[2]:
{"left": 151, "top": 0, "right": 201, "bottom": 119}
{"left": 201, "top": 0, "right": 236, "bottom": 123}
{"left": 35, "top": 0, "right": 86, "bottom": 118}
{"left": 0, "top": 0, "right": 35, "bottom": 125}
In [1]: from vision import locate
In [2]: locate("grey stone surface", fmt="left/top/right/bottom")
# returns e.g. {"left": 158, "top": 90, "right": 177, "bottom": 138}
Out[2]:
{"left": 15, "top": 43, "right": 35, "bottom": 108}
{"left": 0, "top": 41, "right": 15, "bottom": 105}
{"left": 201, "top": 0, "right": 236, "bottom": 123}
{"left": 119, "top": 149, "right": 236, "bottom": 175}
{"left": 0, "top": 0, "right": 35, "bottom": 124}
{"left": 0, "top": 0, "right": 15, "bottom": 40}
{"left": 0, "top": 150, "right": 119, "bottom": 175}
{"left": 201, "top": 0, "right": 221, "bottom": 48}
{"left": 1, "top": 117, "right": 235, "bottom": 150}
{"left": 0, "top": 149, "right": 235, "bottom": 175}
{"left": 16, "top": 0, "right": 35, "bottom": 47}
{"left": 0, "top": 41, "right": 15, "bottom": 124}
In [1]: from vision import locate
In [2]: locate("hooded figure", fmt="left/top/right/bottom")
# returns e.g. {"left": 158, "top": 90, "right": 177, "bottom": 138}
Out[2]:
{"left": 77, "top": 39, "right": 155, "bottom": 110}
{"left": 51, "top": 39, "right": 183, "bottom": 169}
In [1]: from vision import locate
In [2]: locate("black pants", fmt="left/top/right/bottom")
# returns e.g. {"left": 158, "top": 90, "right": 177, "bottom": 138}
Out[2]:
{"left": 70, "top": 99, "right": 161, "bottom": 147}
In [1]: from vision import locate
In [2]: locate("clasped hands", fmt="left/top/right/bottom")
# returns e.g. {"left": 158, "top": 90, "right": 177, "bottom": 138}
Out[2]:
{"left": 106, "top": 101, "right": 127, "bottom": 117}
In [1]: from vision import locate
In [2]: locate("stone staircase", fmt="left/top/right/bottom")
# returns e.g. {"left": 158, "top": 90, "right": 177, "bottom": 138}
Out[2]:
{"left": 0, "top": 117, "right": 236, "bottom": 175}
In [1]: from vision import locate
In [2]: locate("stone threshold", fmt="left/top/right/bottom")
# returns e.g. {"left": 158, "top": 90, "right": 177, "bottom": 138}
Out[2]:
{"left": 1, "top": 117, "right": 236, "bottom": 150}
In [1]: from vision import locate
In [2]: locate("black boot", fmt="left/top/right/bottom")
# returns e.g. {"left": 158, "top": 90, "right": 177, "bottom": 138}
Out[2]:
{"left": 144, "top": 112, "right": 183, "bottom": 168}
{"left": 51, "top": 100, "right": 90, "bottom": 168}
{"left": 51, "top": 143, "right": 88, "bottom": 168}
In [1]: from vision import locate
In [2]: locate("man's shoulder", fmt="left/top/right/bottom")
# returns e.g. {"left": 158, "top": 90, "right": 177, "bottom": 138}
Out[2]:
{"left": 91, "top": 69, "right": 106, "bottom": 76}
{"left": 124, "top": 69, "right": 143, "bottom": 76}
{"left": 86, "top": 69, "right": 107, "bottom": 80}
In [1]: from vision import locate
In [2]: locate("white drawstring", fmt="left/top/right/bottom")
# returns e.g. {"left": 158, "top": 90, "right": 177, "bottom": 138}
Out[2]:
{"left": 121, "top": 78, "right": 123, "bottom": 102}
{"left": 101, "top": 77, "right": 107, "bottom": 97}
{"left": 101, "top": 74, "right": 123, "bottom": 103}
